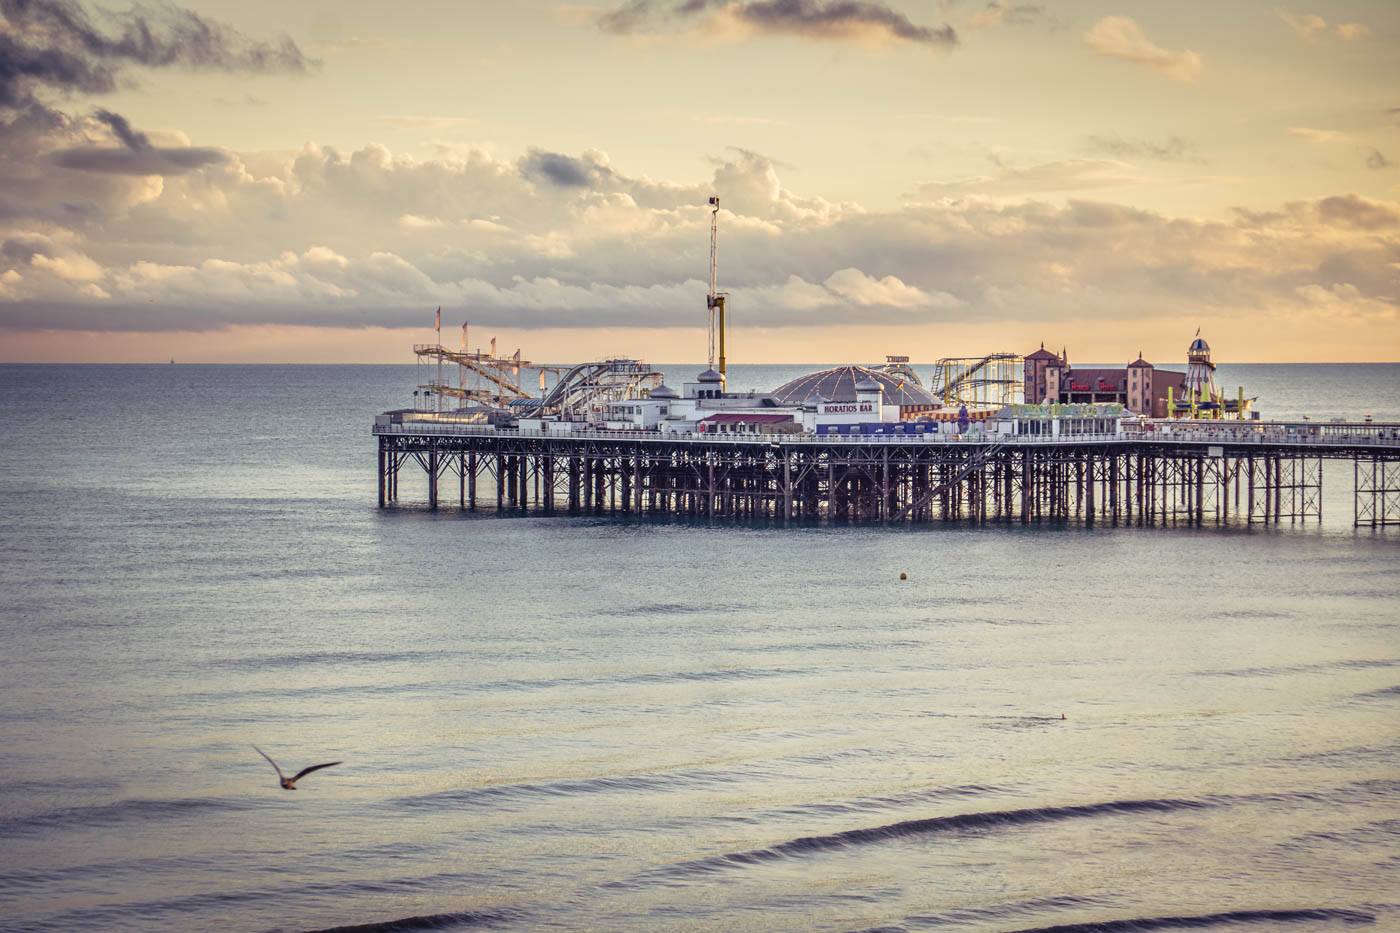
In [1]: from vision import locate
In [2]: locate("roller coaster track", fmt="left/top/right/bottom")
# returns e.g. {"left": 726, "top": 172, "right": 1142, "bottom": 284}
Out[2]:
{"left": 932, "top": 353, "right": 1022, "bottom": 406}
{"left": 534, "top": 359, "right": 663, "bottom": 420}
{"left": 414, "top": 344, "right": 532, "bottom": 402}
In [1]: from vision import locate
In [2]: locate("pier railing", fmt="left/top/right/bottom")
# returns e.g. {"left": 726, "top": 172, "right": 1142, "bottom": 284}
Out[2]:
{"left": 373, "top": 422, "right": 1122, "bottom": 445}
{"left": 372, "top": 421, "right": 1400, "bottom": 449}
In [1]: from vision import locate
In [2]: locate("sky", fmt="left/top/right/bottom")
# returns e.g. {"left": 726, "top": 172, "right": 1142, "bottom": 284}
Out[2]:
{"left": 0, "top": 0, "right": 1396, "bottom": 364}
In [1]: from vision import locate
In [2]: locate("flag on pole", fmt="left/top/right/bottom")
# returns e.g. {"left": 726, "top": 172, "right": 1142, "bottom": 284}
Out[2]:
{"left": 461, "top": 322, "right": 467, "bottom": 348}
{"left": 435, "top": 306, "right": 440, "bottom": 331}
{"left": 490, "top": 337, "right": 496, "bottom": 358}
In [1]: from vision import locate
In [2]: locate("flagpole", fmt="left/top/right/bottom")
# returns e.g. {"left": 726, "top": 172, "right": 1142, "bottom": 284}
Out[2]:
{"left": 435, "top": 306, "right": 442, "bottom": 413}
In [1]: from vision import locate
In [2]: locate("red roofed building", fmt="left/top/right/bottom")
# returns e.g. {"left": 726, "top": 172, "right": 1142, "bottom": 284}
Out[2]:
{"left": 1024, "top": 346, "right": 1184, "bottom": 417}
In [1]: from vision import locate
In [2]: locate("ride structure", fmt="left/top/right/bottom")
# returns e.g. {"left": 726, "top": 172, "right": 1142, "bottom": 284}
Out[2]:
{"left": 523, "top": 359, "right": 665, "bottom": 423}
{"left": 931, "top": 353, "right": 1023, "bottom": 408}
{"left": 1167, "top": 336, "right": 1254, "bottom": 420}
{"left": 877, "top": 355, "right": 924, "bottom": 387}
{"left": 707, "top": 196, "right": 727, "bottom": 388}
{"left": 413, "top": 342, "right": 542, "bottom": 411}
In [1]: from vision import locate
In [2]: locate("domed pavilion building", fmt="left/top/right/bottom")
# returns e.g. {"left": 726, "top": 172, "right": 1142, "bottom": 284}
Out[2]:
{"left": 770, "top": 365, "right": 938, "bottom": 420}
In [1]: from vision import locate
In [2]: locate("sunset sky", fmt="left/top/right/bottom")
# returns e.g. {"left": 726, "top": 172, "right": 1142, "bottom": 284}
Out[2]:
{"left": 1, "top": 0, "right": 1396, "bottom": 363}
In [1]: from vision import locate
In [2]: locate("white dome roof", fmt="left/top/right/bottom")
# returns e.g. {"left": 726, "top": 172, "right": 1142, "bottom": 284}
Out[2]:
{"left": 771, "top": 366, "right": 936, "bottom": 407}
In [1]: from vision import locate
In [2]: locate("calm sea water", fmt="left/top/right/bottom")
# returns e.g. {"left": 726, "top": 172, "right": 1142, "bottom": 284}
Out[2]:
{"left": 0, "top": 363, "right": 1397, "bottom": 933}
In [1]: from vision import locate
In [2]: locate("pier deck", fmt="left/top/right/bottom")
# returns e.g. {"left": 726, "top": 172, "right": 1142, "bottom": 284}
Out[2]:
{"left": 373, "top": 419, "right": 1400, "bottom": 527}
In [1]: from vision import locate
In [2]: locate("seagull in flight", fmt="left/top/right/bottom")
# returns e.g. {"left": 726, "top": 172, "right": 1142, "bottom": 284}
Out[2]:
{"left": 254, "top": 746, "right": 342, "bottom": 790}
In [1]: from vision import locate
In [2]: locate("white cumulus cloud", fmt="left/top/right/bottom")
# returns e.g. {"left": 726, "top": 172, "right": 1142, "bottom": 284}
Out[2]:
{"left": 1084, "top": 17, "right": 1203, "bottom": 82}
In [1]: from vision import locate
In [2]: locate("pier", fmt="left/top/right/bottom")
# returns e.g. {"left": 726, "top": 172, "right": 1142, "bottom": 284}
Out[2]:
{"left": 374, "top": 419, "right": 1400, "bottom": 528}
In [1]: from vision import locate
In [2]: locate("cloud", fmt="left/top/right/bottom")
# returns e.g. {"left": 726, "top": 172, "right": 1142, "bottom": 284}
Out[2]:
{"left": 212, "top": 95, "right": 269, "bottom": 108}
{"left": 1082, "top": 135, "right": 1202, "bottom": 163}
{"left": 1, "top": 138, "right": 1395, "bottom": 337}
{"left": 0, "top": 0, "right": 316, "bottom": 113}
{"left": 598, "top": 0, "right": 957, "bottom": 49}
{"left": 1278, "top": 12, "right": 1369, "bottom": 42}
{"left": 47, "top": 109, "right": 227, "bottom": 175}
{"left": 3, "top": 233, "right": 103, "bottom": 279}
{"left": 906, "top": 158, "right": 1147, "bottom": 199}
{"left": 824, "top": 267, "right": 940, "bottom": 308}
{"left": 969, "top": 2, "right": 1046, "bottom": 29}
{"left": 1290, "top": 126, "right": 1348, "bottom": 144}
{"left": 374, "top": 115, "right": 474, "bottom": 131}
{"left": 697, "top": 113, "right": 787, "bottom": 126}
{"left": 1279, "top": 11, "right": 1327, "bottom": 42}
{"left": 1084, "top": 16, "right": 1202, "bottom": 82}
{"left": 520, "top": 148, "right": 616, "bottom": 188}
{"left": 50, "top": 143, "right": 226, "bottom": 175}
{"left": 1289, "top": 128, "right": 1394, "bottom": 171}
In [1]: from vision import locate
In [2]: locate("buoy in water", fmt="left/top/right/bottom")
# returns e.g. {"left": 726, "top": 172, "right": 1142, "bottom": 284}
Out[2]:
{"left": 899, "top": 572, "right": 907, "bottom": 580}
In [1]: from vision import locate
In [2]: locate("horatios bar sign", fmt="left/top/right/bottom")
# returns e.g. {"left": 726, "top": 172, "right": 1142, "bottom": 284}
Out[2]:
{"left": 820, "top": 402, "right": 878, "bottom": 415}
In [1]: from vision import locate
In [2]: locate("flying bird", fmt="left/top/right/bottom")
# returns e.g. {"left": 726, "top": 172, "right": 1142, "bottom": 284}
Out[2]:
{"left": 254, "top": 746, "right": 341, "bottom": 790}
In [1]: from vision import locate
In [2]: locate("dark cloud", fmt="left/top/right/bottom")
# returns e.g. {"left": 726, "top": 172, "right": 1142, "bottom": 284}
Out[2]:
{"left": 2, "top": 234, "right": 54, "bottom": 262}
{"left": 1366, "top": 147, "right": 1392, "bottom": 170}
{"left": 94, "top": 108, "right": 147, "bottom": 149}
{"left": 47, "top": 108, "right": 227, "bottom": 174}
{"left": 1315, "top": 194, "right": 1399, "bottom": 230}
{"left": 739, "top": 0, "right": 956, "bottom": 44}
{"left": 599, "top": 0, "right": 957, "bottom": 47}
{"left": 0, "top": 0, "right": 316, "bottom": 112}
{"left": 971, "top": 2, "right": 1048, "bottom": 28}
{"left": 50, "top": 142, "right": 226, "bottom": 174}
{"left": 519, "top": 149, "right": 613, "bottom": 188}
{"left": 598, "top": 0, "right": 655, "bottom": 33}
{"left": 1083, "top": 135, "right": 1203, "bottom": 163}
{"left": 212, "top": 94, "right": 269, "bottom": 108}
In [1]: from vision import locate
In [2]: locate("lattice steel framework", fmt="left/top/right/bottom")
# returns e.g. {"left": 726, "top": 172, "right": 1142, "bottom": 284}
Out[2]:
{"left": 1356, "top": 457, "right": 1400, "bottom": 526}
{"left": 375, "top": 431, "right": 1381, "bottom": 528}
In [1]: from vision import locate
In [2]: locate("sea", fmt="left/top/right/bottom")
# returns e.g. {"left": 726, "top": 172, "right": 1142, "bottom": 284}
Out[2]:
{"left": 0, "top": 362, "right": 1397, "bottom": 933}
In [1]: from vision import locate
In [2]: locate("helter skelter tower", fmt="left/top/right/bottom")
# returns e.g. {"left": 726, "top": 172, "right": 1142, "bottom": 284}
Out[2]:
{"left": 1183, "top": 332, "right": 1218, "bottom": 405}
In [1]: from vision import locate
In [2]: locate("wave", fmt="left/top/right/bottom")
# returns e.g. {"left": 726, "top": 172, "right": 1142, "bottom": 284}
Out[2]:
{"left": 840, "top": 895, "right": 1108, "bottom": 932}
{"left": 389, "top": 768, "right": 752, "bottom": 811}
{"left": 628, "top": 797, "right": 1217, "bottom": 881}
{"left": 0, "top": 795, "right": 250, "bottom": 837}
{"left": 1199, "top": 658, "right": 1400, "bottom": 678}
{"left": 1351, "top": 684, "right": 1400, "bottom": 701}
{"left": 1003, "top": 907, "right": 1376, "bottom": 932}
{"left": 305, "top": 907, "right": 527, "bottom": 932}
{"left": 595, "top": 601, "right": 746, "bottom": 617}
{"left": 213, "top": 648, "right": 452, "bottom": 671}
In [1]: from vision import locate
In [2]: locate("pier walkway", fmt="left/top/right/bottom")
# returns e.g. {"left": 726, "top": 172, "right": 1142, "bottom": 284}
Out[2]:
{"left": 373, "top": 418, "right": 1400, "bottom": 527}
